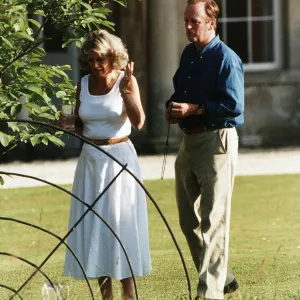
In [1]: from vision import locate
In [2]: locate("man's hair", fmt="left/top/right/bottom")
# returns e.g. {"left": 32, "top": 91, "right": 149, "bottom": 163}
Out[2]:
{"left": 187, "top": 0, "right": 220, "bottom": 29}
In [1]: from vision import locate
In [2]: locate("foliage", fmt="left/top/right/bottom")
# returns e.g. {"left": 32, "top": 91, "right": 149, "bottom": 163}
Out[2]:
{"left": 0, "top": 0, "right": 127, "bottom": 154}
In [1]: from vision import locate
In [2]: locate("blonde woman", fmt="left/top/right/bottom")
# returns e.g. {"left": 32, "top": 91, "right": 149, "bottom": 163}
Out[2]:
{"left": 62, "top": 30, "right": 151, "bottom": 300}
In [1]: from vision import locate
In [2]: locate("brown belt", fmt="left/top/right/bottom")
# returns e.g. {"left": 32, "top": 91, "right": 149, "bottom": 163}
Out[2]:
{"left": 85, "top": 136, "right": 129, "bottom": 145}
{"left": 182, "top": 125, "right": 216, "bottom": 135}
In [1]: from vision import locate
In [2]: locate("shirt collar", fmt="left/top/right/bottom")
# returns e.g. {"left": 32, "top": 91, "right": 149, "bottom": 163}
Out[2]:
{"left": 194, "top": 35, "right": 220, "bottom": 55}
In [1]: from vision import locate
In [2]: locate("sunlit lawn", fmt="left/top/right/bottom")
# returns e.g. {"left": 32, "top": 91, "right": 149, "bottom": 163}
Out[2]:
{"left": 1, "top": 174, "right": 300, "bottom": 299}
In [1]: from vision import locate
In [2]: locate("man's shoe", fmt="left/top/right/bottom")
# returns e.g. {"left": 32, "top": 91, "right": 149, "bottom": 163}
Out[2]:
{"left": 224, "top": 279, "right": 239, "bottom": 294}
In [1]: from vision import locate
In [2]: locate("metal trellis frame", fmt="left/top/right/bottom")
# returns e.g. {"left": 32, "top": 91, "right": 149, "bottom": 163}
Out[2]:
{"left": 0, "top": 119, "right": 193, "bottom": 300}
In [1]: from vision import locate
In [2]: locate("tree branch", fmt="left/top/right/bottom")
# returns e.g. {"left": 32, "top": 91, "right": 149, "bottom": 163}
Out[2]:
{"left": 0, "top": 1, "right": 64, "bottom": 77}
{"left": 1, "top": 39, "right": 46, "bottom": 76}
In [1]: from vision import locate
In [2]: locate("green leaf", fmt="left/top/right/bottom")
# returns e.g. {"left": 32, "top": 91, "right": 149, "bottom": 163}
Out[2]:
{"left": 24, "top": 103, "right": 41, "bottom": 113}
{"left": 39, "top": 113, "right": 55, "bottom": 120}
{"left": 92, "top": 13, "right": 107, "bottom": 19}
{"left": 52, "top": 68, "right": 68, "bottom": 78}
{"left": 10, "top": 105, "right": 16, "bottom": 116}
{"left": 20, "top": 133, "right": 31, "bottom": 141}
{"left": 12, "top": 32, "right": 34, "bottom": 42}
{"left": 62, "top": 38, "right": 77, "bottom": 48}
{"left": 41, "top": 92, "right": 51, "bottom": 102}
{"left": 48, "top": 135, "right": 65, "bottom": 147}
{"left": 33, "top": 10, "right": 46, "bottom": 17}
{"left": 40, "top": 106, "right": 50, "bottom": 113}
{"left": 93, "top": 7, "right": 112, "bottom": 13}
{"left": 26, "top": 85, "right": 43, "bottom": 95}
{"left": 55, "top": 111, "right": 61, "bottom": 119}
{"left": 42, "top": 136, "right": 48, "bottom": 145}
{"left": 75, "top": 40, "right": 83, "bottom": 48}
{"left": 80, "top": 1, "right": 93, "bottom": 10}
{"left": 27, "top": 18, "right": 41, "bottom": 29}
{"left": 60, "top": 65, "right": 72, "bottom": 71}
{"left": 30, "top": 134, "right": 40, "bottom": 146}
{"left": 32, "top": 46, "right": 46, "bottom": 57}
{"left": 114, "top": 0, "right": 127, "bottom": 7}
{"left": 0, "top": 112, "right": 9, "bottom": 119}
{"left": 99, "top": 20, "right": 115, "bottom": 30}
{"left": 26, "top": 28, "right": 33, "bottom": 36}
{"left": 0, "top": 131, "right": 14, "bottom": 147}
{"left": 56, "top": 91, "right": 67, "bottom": 98}
{"left": 7, "top": 122, "right": 20, "bottom": 132}
{"left": 0, "top": 36, "right": 13, "bottom": 48}
{"left": 55, "top": 131, "right": 64, "bottom": 136}
{"left": 0, "top": 94, "right": 10, "bottom": 102}
{"left": 49, "top": 104, "right": 57, "bottom": 113}
{"left": 0, "top": 176, "right": 4, "bottom": 186}
{"left": 29, "top": 57, "right": 42, "bottom": 63}
{"left": 13, "top": 24, "right": 20, "bottom": 32}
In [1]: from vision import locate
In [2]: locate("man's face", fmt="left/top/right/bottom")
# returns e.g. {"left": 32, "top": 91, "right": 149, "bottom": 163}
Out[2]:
{"left": 184, "top": 2, "right": 214, "bottom": 45}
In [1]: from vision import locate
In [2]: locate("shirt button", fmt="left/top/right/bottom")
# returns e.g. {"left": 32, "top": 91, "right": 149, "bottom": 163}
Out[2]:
{"left": 184, "top": 91, "right": 187, "bottom": 94}
{"left": 191, "top": 61, "right": 194, "bottom": 64}
{"left": 200, "top": 56, "right": 203, "bottom": 59}
{"left": 188, "top": 76, "right": 191, "bottom": 79}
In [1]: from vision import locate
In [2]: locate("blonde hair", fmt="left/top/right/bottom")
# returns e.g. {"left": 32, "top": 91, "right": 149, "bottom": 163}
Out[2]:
{"left": 79, "top": 30, "right": 129, "bottom": 72}
{"left": 187, "top": 0, "right": 219, "bottom": 30}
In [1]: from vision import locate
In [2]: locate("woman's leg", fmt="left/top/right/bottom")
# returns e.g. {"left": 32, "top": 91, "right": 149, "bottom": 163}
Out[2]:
{"left": 121, "top": 277, "right": 134, "bottom": 300}
{"left": 98, "top": 277, "right": 113, "bottom": 300}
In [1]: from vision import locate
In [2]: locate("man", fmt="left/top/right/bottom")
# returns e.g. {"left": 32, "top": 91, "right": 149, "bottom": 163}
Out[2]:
{"left": 165, "top": 0, "right": 244, "bottom": 299}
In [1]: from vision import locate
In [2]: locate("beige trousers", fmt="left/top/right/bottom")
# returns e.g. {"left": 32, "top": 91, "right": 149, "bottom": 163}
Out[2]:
{"left": 175, "top": 128, "right": 238, "bottom": 300}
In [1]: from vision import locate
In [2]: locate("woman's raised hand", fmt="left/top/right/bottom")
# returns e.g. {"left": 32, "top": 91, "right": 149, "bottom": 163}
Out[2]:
{"left": 120, "top": 61, "right": 134, "bottom": 94}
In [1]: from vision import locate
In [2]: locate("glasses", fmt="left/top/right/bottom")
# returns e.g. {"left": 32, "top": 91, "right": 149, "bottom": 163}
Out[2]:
{"left": 42, "top": 282, "right": 69, "bottom": 300}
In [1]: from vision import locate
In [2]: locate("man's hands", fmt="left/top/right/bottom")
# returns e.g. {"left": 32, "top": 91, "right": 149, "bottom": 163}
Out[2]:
{"left": 164, "top": 110, "right": 179, "bottom": 124}
{"left": 165, "top": 102, "right": 199, "bottom": 123}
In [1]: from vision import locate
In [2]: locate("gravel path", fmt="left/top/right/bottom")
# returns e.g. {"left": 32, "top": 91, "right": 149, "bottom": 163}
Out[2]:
{"left": 1, "top": 147, "right": 300, "bottom": 189}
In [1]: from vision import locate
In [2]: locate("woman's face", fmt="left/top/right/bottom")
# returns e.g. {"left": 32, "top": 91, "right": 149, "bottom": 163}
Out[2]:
{"left": 87, "top": 50, "right": 113, "bottom": 77}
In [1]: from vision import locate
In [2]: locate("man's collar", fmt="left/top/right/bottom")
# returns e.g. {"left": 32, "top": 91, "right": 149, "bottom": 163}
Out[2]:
{"left": 194, "top": 35, "right": 220, "bottom": 54}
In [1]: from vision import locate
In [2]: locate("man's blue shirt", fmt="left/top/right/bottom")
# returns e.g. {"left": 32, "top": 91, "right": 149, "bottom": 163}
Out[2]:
{"left": 167, "top": 35, "right": 244, "bottom": 129}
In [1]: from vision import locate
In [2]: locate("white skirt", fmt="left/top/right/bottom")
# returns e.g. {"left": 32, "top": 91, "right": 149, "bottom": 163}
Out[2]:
{"left": 64, "top": 140, "right": 151, "bottom": 280}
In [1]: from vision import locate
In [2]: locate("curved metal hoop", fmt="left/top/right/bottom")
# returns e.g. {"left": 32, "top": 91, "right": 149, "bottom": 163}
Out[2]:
{"left": 0, "top": 119, "right": 192, "bottom": 300}
{"left": 0, "top": 252, "right": 57, "bottom": 298}
{"left": 6, "top": 166, "right": 137, "bottom": 300}
{"left": 0, "top": 216, "right": 94, "bottom": 299}
{"left": 0, "top": 170, "right": 137, "bottom": 300}
{"left": 0, "top": 284, "right": 23, "bottom": 300}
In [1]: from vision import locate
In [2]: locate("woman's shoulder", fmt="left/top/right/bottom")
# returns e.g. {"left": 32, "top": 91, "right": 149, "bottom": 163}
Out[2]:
{"left": 80, "top": 74, "right": 90, "bottom": 82}
{"left": 79, "top": 74, "right": 90, "bottom": 89}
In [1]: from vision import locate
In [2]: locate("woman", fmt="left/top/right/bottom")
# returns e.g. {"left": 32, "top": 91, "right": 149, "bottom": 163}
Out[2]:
{"left": 62, "top": 30, "right": 151, "bottom": 300}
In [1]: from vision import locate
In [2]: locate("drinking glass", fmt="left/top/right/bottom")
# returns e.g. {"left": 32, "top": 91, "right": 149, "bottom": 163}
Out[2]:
{"left": 42, "top": 282, "right": 69, "bottom": 300}
{"left": 61, "top": 104, "right": 75, "bottom": 131}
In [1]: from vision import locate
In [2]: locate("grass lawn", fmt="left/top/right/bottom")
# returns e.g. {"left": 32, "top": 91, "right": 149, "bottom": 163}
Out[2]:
{"left": 1, "top": 174, "right": 300, "bottom": 299}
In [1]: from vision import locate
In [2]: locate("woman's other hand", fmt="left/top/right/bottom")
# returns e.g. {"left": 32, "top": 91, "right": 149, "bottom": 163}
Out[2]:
{"left": 120, "top": 61, "right": 134, "bottom": 94}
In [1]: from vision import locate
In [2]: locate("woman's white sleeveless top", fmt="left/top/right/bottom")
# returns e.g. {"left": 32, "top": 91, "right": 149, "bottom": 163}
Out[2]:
{"left": 79, "top": 71, "right": 131, "bottom": 139}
